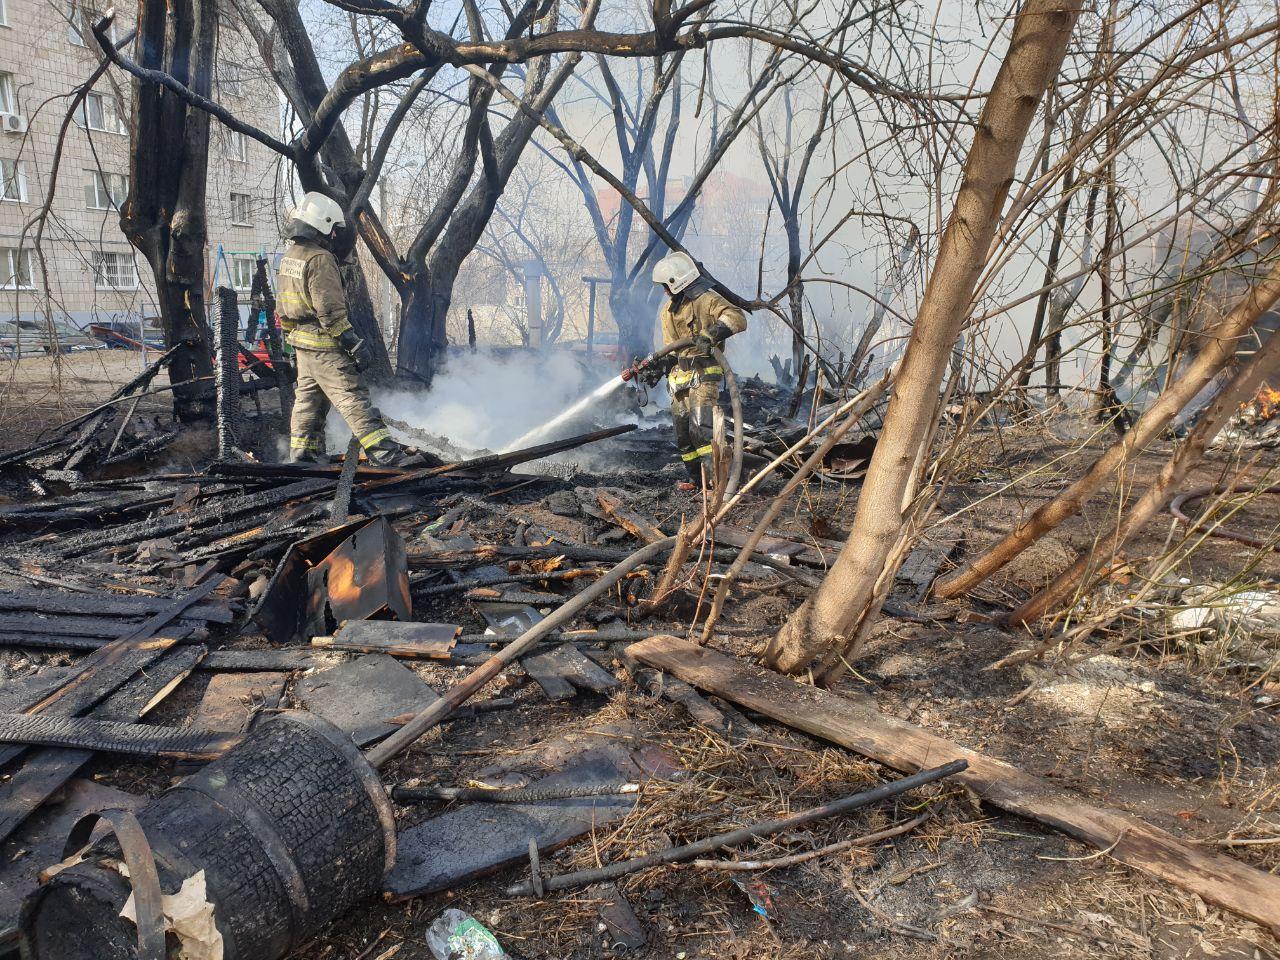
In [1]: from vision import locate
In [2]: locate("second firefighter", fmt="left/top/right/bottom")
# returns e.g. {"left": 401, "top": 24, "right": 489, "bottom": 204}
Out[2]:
{"left": 640, "top": 251, "right": 747, "bottom": 490}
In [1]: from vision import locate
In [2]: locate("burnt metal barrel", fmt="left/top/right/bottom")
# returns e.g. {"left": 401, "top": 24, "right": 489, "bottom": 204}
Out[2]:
{"left": 19, "top": 712, "right": 396, "bottom": 960}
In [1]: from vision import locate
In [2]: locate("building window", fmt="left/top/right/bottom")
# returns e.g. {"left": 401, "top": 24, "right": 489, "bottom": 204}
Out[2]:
{"left": 218, "top": 61, "right": 244, "bottom": 98}
{"left": 230, "top": 192, "right": 252, "bottom": 226}
{"left": 85, "top": 170, "right": 128, "bottom": 210}
{"left": 81, "top": 91, "right": 126, "bottom": 133}
{"left": 225, "top": 129, "right": 248, "bottom": 162}
{"left": 0, "top": 73, "right": 16, "bottom": 115}
{"left": 0, "top": 247, "right": 32, "bottom": 289}
{"left": 68, "top": 3, "right": 110, "bottom": 46}
{"left": 93, "top": 250, "right": 138, "bottom": 290}
{"left": 0, "top": 0, "right": 9, "bottom": 28}
{"left": 1, "top": 158, "right": 27, "bottom": 202}
{"left": 231, "top": 256, "right": 255, "bottom": 291}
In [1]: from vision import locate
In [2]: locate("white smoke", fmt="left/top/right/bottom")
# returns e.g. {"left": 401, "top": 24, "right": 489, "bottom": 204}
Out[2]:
{"left": 366, "top": 348, "right": 629, "bottom": 452}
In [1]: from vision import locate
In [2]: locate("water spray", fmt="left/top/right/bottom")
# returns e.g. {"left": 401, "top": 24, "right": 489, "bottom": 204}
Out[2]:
{"left": 500, "top": 338, "right": 695, "bottom": 452}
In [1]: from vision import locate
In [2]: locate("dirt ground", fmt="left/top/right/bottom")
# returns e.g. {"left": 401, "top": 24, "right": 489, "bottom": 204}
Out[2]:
{"left": 0, "top": 350, "right": 174, "bottom": 447}
{"left": 1, "top": 368, "right": 1278, "bottom": 960}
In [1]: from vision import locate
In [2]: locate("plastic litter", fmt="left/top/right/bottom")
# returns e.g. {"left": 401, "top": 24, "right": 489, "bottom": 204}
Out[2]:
{"left": 426, "top": 908, "right": 508, "bottom": 960}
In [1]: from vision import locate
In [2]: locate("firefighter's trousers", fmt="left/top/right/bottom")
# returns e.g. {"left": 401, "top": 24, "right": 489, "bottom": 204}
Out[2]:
{"left": 289, "top": 347, "right": 390, "bottom": 459}
{"left": 670, "top": 380, "right": 720, "bottom": 483}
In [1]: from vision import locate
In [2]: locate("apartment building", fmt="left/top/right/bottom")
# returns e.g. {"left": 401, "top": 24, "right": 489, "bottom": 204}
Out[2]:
{"left": 0, "top": 0, "right": 282, "bottom": 346}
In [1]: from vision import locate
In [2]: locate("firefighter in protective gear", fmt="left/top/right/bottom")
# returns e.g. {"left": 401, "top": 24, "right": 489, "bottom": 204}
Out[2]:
{"left": 647, "top": 251, "right": 747, "bottom": 490}
{"left": 277, "top": 192, "right": 405, "bottom": 465}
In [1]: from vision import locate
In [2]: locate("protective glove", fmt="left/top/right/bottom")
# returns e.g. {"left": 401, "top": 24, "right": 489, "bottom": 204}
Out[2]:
{"left": 337, "top": 329, "right": 369, "bottom": 371}
{"left": 638, "top": 361, "right": 664, "bottom": 388}
{"left": 697, "top": 321, "right": 734, "bottom": 352}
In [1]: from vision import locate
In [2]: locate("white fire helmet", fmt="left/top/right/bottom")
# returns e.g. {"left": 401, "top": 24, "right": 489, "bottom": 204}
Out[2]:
{"left": 652, "top": 251, "right": 700, "bottom": 294}
{"left": 291, "top": 192, "right": 346, "bottom": 235}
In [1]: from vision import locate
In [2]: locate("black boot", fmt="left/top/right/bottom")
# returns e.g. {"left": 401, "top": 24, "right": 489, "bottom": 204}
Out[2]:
{"left": 366, "top": 438, "right": 409, "bottom": 466}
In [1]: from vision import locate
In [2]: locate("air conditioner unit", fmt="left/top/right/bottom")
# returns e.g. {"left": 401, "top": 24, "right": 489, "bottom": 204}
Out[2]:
{"left": 1, "top": 114, "right": 28, "bottom": 134}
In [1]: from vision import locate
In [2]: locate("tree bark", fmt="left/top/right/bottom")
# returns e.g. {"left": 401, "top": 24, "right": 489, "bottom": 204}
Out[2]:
{"left": 1044, "top": 179, "right": 1100, "bottom": 399}
{"left": 395, "top": 275, "right": 451, "bottom": 385}
{"left": 1009, "top": 315, "right": 1280, "bottom": 625}
{"left": 1016, "top": 166, "right": 1072, "bottom": 390}
{"left": 761, "top": 0, "right": 1080, "bottom": 678}
{"left": 120, "top": 0, "right": 216, "bottom": 423}
{"left": 934, "top": 255, "right": 1280, "bottom": 601}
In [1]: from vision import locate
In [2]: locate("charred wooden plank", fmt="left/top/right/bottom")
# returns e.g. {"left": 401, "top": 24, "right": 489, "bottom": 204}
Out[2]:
{"left": 0, "top": 633, "right": 134, "bottom": 652}
{"left": 628, "top": 636, "right": 1280, "bottom": 935}
{"left": 210, "top": 461, "right": 406, "bottom": 481}
{"left": 896, "top": 532, "right": 964, "bottom": 600}
{"left": 314, "top": 620, "right": 459, "bottom": 659}
{"left": 595, "top": 492, "right": 666, "bottom": 544}
{"left": 0, "top": 578, "right": 225, "bottom": 768}
{"left": 406, "top": 543, "right": 635, "bottom": 567}
{"left": 520, "top": 651, "right": 576, "bottom": 701}
{"left": 0, "top": 590, "right": 234, "bottom": 622}
{"left": 523, "top": 644, "right": 620, "bottom": 699}
{"left": 46, "top": 479, "right": 331, "bottom": 559}
{"left": 0, "top": 713, "right": 236, "bottom": 760}
{"left": 0, "top": 613, "right": 211, "bottom": 639}
{"left": 0, "top": 634, "right": 184, "bottom": 775}
{"left": 199, "top": 647, "right": 325, "bottom": 672}
{"left": 0, "top": 668, "right": 76, "bottom": 713}
{"left": 0, "top": 644, "right": 204, "bottom": 845}
{"left": 385, "top": 757, "right": 636, "bottom": 900}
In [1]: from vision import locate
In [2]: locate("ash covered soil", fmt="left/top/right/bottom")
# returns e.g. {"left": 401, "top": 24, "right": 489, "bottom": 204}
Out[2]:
{"left": 1, "top": 390, "right": 1278, "bottom": 960}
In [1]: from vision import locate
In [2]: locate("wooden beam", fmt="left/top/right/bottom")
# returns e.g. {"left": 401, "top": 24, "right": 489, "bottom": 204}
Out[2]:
{"left": 628, "top": 636, "right": 1280, "bottom": 934}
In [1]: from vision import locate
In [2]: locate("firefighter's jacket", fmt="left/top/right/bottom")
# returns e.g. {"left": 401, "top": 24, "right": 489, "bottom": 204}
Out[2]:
{"left": 659, "top": 285, "right": 747, "bottom": 395}
{"left": 276, "top": 239, "right": 354, "bottom": 351}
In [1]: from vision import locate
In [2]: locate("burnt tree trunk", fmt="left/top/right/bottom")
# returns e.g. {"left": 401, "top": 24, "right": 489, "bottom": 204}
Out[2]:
{"left": 610, "top": 281, "right": 659, "bottom": 364}
{"left": 121, "top": 0, "right": 217, "bottom": 423}
{"left": 394, "top": 54, "right": 583, "bottom": 383}
{"left": 784, "top": 214, "right": 806, "bottom": 375}
{"left": 395, "top": 276, "right": 451, "bottom": 385}
{"left": 762, "top": 0, "right": 1081, "bottom": 679}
